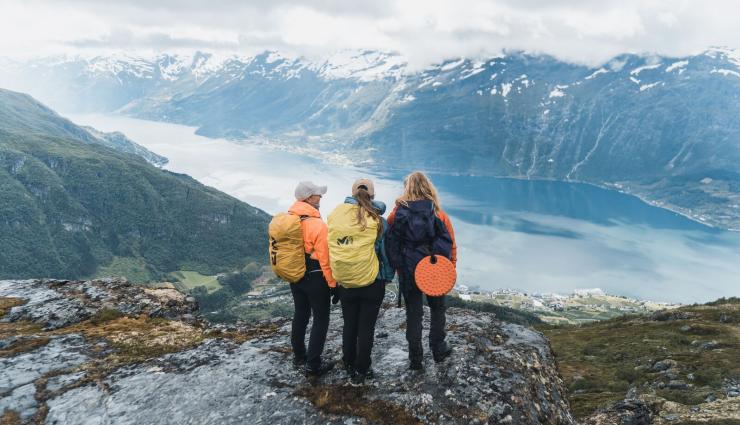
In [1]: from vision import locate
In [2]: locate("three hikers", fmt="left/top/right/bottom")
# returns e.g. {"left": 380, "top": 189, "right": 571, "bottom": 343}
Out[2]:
{"left": 269, "top": 172, "right": 456, "bottom": 381}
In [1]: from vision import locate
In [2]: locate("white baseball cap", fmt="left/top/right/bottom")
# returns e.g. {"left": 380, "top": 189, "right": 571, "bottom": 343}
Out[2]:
{"left": 295, "top": 181, "right": 327, "bottom": 201}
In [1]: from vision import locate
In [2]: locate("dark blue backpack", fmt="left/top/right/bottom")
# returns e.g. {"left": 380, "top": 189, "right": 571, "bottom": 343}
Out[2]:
{"left": 386, "top": 200, "right": 453, "bottom": 296}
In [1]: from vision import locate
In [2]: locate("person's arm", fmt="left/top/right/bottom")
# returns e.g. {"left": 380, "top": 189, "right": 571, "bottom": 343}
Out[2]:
{"left": 377, "top": 218, "right": 395, "bottom": 282}
{"left": 306, "top": 219, "right": 336, "bottom": 287}
{"left": 440, "top": 211, "right": 457, "bottom": 266}
{"left": 387, "top": 206, "right": 398, "bottom": 225}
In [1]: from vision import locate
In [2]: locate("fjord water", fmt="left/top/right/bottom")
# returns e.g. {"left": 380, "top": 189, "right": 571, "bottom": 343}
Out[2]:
{"left": 69, "top": 113, "right": 740, "bottom": 304}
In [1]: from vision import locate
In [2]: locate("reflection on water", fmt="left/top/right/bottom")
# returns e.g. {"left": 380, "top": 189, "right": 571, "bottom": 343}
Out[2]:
{"left": 429, "top": 174, "right": 714, "bottom": 232}
{"left": 68, "top": 113, "right": 740, "bottom": 304}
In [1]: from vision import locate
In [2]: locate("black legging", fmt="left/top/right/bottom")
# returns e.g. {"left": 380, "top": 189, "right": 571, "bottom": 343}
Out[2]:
{"left": 290, "top": 262, "right": 330, "bottom": 369}
{"left": 338, "top": 280, "right": 385, "bottom": 374}
{"left": 404, "top": 285, "right": 446, "bottom": 363}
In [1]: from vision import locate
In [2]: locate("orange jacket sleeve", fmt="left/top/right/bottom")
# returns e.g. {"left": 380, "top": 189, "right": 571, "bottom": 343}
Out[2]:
{"left": 387, "top": 206, "right": 398, "bottom": 225}
{"left": 437, "top": 210, "right": 457, "bottom": 266}
{"left": 304, "top": 217, "right": 336, "bottom": 287}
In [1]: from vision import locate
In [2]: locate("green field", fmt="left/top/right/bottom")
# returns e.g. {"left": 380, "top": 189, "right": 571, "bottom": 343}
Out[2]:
{"left": 170, "top": 271, "right": 223, "bottom": 293}
{"left": 94, "top": 257, "right": 153, "bottom": 283}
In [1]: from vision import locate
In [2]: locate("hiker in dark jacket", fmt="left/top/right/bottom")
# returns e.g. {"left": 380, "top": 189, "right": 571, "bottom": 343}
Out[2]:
{"left": 328, "top": 178, "right": 394, "bottom": 385}
{"left": 386, "top": 171, "right": 457, "bottom": 370}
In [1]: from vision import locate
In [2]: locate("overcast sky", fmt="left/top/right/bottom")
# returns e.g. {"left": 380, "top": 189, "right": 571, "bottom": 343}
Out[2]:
{"left": 2, "top": 0, "right": 739, "bottom": 67}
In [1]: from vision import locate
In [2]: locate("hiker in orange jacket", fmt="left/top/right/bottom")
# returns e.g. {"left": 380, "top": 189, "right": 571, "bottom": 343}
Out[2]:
{"left": 288, "top": 181, "right": 336, "bottom": 377}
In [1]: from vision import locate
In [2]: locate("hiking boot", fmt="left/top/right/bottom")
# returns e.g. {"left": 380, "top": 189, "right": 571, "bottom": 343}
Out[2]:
{"left": 293, "top": 355, "right": 307, "bottom": 367}
{"left": 350, "top": 369, "right": 374, "bottom": 386}
{"left": 433, "top": 344, "right": 453, "bottom": 363}
{"left": 350, "top": 371, "right": 365, "bottom": 386}
{"left": 305, "top": 361, "right": 335, "bottom": 377}
{"left": 342, "top": 360, "right": 355, "bottom": 377}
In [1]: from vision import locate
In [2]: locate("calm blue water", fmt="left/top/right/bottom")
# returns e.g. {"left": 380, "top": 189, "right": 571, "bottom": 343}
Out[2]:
{"left": 69, "top": 113, "right": 740, "bottom": 304}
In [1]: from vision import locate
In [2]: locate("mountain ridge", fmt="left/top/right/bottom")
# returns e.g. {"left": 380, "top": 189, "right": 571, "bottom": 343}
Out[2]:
{"left": 2, "top": 48, "right": 740, "bottom": 230}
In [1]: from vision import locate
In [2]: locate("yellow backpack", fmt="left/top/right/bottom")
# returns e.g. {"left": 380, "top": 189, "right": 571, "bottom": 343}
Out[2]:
{"left": 268, "top": 213, "right": 306, "bottom": 283}
{"left": 327, "top": 203, "right": 379, "bottom": 288}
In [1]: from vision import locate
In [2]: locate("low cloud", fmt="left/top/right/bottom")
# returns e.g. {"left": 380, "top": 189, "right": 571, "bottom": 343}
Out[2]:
{"left": 1, "top": 0, "right": 739, "bottom": 66}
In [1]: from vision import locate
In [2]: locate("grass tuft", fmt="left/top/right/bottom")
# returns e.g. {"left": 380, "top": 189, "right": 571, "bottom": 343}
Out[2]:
{"left": 296, "top": 384, "right": 422, "bottom": 425}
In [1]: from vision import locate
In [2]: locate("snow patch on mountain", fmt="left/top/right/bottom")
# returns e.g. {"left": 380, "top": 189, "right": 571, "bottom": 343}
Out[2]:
{"left": 549, "top": 88, "right": 565, "bottom": 98}
{"left": 711, "top": 68, "right": 740, "bottom": 78}
{"left": 665, "top": 60, "right": 688, "bottom": 73}
{"left": 705, "top": 47, "right": 740, "bottom": 68}
{"left": 460, "top": 61, "right": 486, "bottom": 79}
{"left": 639, "top": 82, "right": 662, "bottom": 91}
{"left": 317, "top": 50, "right": 405, "bottom": 81}
{"left": 440, "top": 58, "right": 465, "bottom": 72}
{"left": 630, "top": 63, "right": 662, "bottom": 76}
{"left": 585, "top": 68, "right": 608, "bottom": 80}
{"left": 501, "top": 83, "right": 512, "bottom": 97}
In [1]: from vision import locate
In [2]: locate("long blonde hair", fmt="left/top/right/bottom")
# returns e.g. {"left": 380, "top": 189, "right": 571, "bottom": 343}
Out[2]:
{"left": 354, "top": 187, "right": 382, "bottom": 235}
{"left": 396, "top": 171, "right": 441, "bottom": 211}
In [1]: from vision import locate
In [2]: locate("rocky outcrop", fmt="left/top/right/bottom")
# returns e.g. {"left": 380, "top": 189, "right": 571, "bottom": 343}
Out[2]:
{"left": 583, "top": 389, "right": 740, "bottom": 425}
{"left": 0, "top": 278, "right": 575, "bottom": 424}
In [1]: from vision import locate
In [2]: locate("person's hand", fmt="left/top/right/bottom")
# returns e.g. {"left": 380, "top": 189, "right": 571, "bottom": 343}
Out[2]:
{"left": 330, "top": 287, "right": 340, "bottom": 304}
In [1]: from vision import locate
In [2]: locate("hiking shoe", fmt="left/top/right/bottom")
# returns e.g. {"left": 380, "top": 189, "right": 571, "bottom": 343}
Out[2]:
{"left": 342, "top": 361, "right": 355, "bottom": 377}
{"left": 350, "top": 371, "right": 366, "bottom": 386}
{"left": 293, "top": 355, "right": 307, "bottom": 367}
{"left": 433, "top": 345, "right": 453, "bottom": 363}
{"left": 350, "top": 369, "right": 374, "bottom": 386}
{"left": 305, "top": 361, "right": 335, "bottom": 377}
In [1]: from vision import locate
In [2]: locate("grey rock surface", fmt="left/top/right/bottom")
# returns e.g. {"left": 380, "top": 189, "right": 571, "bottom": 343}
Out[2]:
{"left": 0, "top": 334, "right": 88, "bottom": 420}
{"left": 0, "top": 278, "right": 198, "bottom": 330}
{"left": 1, "top": 279, "right": 575, "bottom": 424}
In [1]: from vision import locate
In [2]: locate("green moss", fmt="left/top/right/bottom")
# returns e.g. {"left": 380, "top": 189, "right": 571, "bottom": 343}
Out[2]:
{"left": 0, "top": 335, "right": 49, "bottom": 357}
{"left": 540, "top": 299, "right": 740, "bottom": 419}
{"left": 0, "top": 410, "right": 22, "bottom": 425}
{"left": 296, "top": 384, "right": 421, "bottom": 425}
{"left": 0, "top": 297, "right": 24, "bottom": 318}
{"left": 87, "top": 308, "right": 124, "bottom": 325}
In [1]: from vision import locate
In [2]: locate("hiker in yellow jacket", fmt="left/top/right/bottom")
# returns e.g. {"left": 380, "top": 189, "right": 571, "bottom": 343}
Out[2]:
{"left": 328, "top": 178, "right": 394, "bottom": 385}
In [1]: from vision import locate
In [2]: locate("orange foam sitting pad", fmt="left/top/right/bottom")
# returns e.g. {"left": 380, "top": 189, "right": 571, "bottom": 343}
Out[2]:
{"left": 414, "top": 255, "right": 457, "bottom": 297}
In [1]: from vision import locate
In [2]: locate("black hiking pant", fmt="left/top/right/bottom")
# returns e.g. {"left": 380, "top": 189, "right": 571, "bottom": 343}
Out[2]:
{"left": 290, "top": 259, "right": 330, "bottom": 369}
{"left": 404, "top": 285, "right": 447, "bottom": 363}
{"left": 338, "top": 280, "right": 385, "bottom": 374}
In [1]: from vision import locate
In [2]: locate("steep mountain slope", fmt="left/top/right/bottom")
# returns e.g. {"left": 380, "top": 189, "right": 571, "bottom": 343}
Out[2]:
{"left": 0, "top": 90, "right": 269, "bottom": 280}
{"left": 2, "top": 49, "right": 740, "bottom": 228}
{"left": 0, "top": 89, "right": 166, "bottom": 166}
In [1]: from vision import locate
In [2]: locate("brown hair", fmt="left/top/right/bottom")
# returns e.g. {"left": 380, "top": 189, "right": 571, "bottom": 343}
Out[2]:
{"left": 396, "top": 171, "right": 441, "bottom": 211}
{"left": 354, "top": 187, "right": 383, "bottom": 235}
